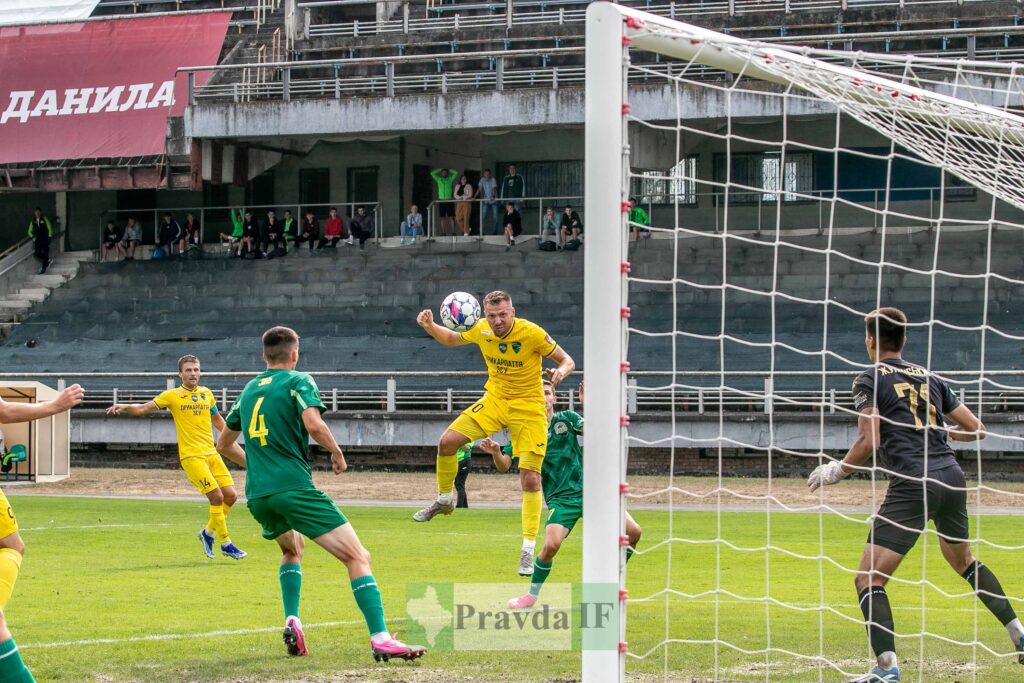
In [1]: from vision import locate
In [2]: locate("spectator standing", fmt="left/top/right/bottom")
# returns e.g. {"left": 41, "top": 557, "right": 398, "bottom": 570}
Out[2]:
{"left": 240, "top": 210, "right": 259, "bottom": 258}
{"left": 628, "top": 198, "right": 650, "bottom": 241}
{"left": 475, "top": 168, "right": 500, "bottom": 235}
{"left": 560, "top": 205, "right": 583, "bottom": 247}
{"left": 348, "top": 206, "right": 375, "bottom": 251}
{"left": 453, "top": 174, "right": 474, "bottom": 237}
{"left": 101, "top": 220, "right": 124, "bottom": 261}
{"left": 430, "top": 167, "right": 458, "bottom": 237}
{"left": 182, "top": 212, "right": 201, "bottom": 253}
{"left": 318, "top": 207, "right": 344, "bottom": 249}
{"left": 454, "top": 441, "right": 472, "bottom": 509}
{"left": 502, "top": 203, "right": 522, "bottom": 251}
{"left": 27, "top": 207, "right": 53, "bottom": 274}
{"left": 122, "top": 217, "right": 142, "bottom": 260}
{"left": 156, "top": 212, "right": 181, "bottom": 258}
{"left": 400, "top": 205, "right": 423, "bottom": 246}
{"left": 261, "top": 210, "right": 285, "bottom": 258}
{"left": 499, "top": 164, "right": 526, "bottom": 214}
{"left": 296, "top": 209, "right": 319, "bottom": 252}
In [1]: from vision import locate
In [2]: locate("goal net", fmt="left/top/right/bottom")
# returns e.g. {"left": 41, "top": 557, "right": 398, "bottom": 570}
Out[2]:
{"left": 583, "top": 4, "right": 1024, "bottom": 682}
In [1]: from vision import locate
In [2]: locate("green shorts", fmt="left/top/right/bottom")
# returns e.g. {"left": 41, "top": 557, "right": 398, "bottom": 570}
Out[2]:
{"left": 247, "top": 486, "right": 348, "bottom": 541}
{"left": 545, "top": 496, "right": 583, "bottom": 534}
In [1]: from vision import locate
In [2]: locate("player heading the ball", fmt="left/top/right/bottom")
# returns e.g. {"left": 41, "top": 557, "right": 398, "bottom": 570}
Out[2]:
{"left": 413, "top": 290, "right": 575, "bottom": 577}
{"left": 809, "top": 308, "right": 1024, "bottom": 682}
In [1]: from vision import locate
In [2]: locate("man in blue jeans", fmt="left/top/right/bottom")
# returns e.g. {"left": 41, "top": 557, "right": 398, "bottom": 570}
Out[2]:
{"left": 475, "top": 169, "right": 500, "bottom": 235}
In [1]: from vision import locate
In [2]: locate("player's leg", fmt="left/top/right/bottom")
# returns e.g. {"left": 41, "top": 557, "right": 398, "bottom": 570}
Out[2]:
{"left": 275, "top": 530, "right": 308, "bottom": 656}
{"left": 849, "top": 484, "right": 922, "bottom": 683}
{"left": 415, "top": 396, "right": 499, "bottom": 522}
{"left": 454, "top": 457, "right": 470, "bottom": 509}
{"left": 0, "top": 491, "right": 24, "bottom": 610}
{"left": 181, "top": 457, "right": 227, "bottom": 559}
{"left": 510, "top": 400, "right": 549, "bottom": 575}
{"left": 625, "top": 511, "right": 642, "bottom": 563}
{"left": 298, "top": 493, "right": 426, "bottom": 661}
{"left": 207, "top": 454, "right": 246, "bottom": 559}
{"left": 510, "top": 497, "right": 581, "bottom": 608}
{"left": 932, "top": 467, "right": 1024, "bottom": 661}
{"left": 0, "top": 608, "right": 34, "bottom": 682}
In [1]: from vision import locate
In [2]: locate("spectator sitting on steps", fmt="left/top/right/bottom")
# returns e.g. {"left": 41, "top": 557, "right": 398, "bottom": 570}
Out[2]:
{"left": 156, "top": 212, "right": 181, "bottom": 258}
{"left": 122, "top": 217, "right": 142, "bottom": 260}
{"left": 296, "top": 209, "right": 319, "bottom": 253}
{"left": 181, "top": 212, "right": 201, "bottom": 254}
{"left": 400, "top": 205, "right": 423, "bottom": 246}
{"left": 101, "top": 220, "right": 125, "bottom": 262}
{"left": 318, "top": 207, "right": 344, "bottom": 250}
{"left": 560, "top": 205, "right": 583, "bottom": 248}
{"left": 503, "top": 203, "right": 522, "bottom": 252}
{"left": 348, "top": 206, "right": 375, "bottom": 251}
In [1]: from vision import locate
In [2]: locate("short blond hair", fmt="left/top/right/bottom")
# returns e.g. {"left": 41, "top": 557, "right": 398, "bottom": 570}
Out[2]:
{"left": 483, "top": 291, "right": 512, "bottom": 307}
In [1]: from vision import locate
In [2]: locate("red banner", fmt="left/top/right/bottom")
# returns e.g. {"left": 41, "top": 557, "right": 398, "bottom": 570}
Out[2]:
{"left": 0, "top": 12, "right": 231, "bottom": 164}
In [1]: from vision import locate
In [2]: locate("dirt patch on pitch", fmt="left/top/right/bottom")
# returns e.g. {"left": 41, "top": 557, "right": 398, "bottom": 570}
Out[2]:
{"left": 14, "top": 468, "right": 1024, "bottom": 512}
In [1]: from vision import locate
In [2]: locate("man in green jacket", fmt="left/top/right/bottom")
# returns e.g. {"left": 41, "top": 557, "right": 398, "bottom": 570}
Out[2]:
{"left": 430, "top": 167, "right": 458, "bottom": 237}
{"left": 628, "top": 198, "right": 650, "bottom": 242}
{"left": 27, "top": 208, "right": 53, "bottom": 274}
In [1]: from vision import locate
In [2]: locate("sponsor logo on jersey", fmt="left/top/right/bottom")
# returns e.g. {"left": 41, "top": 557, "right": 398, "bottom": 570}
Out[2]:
{"left": 258, "top": 377, "right": 273, "bottom": 387}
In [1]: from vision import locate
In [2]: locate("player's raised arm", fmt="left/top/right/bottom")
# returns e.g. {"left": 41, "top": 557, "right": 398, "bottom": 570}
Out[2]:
{"left": 479, "top": 437, "right": 512, "bottom": 473}
{"left": 0, "top": 384, "right": 84, "bottom": 423}
{"left": 416, "top": 309, "right": 468, "bottom": 347}
{"left": 544, "top": 346, "right": 575, "bottom": 387}
{"left": 946, "top": 404, "right": 987, "bottom": 442}
{"left": 106, "top": 400, "right": 159, "bottom": 417}
{"left": 300, "top": 407, "right": 347, "bottom": 474}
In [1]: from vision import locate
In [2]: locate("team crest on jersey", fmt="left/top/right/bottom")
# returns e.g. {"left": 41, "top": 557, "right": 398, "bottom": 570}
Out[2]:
{"left": 191, "top": 394, "right": 199, "bottom": 403}
{"left": 553, "top": 421, "right": 568, "bottom": 435}
{"left": 498, "top": 343, "right": 508, "bottom": 353}
{"left": 511, "top": 341, "right": 522, "bottom": 354}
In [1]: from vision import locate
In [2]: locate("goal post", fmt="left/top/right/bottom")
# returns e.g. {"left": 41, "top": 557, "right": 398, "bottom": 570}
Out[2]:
{"left": 582, "top": 3, "right": 628, "bottom": 682}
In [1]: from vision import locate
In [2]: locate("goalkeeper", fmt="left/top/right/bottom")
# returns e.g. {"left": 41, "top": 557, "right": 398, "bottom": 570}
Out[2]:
{"left": 479, "top": 379, "right": 641, "bottom": 609}
{"left": 809, "top": 308, "right": 1023, "bottom": 683}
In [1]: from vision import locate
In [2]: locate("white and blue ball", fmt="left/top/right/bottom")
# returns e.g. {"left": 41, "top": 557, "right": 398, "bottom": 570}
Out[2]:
{"left": 439, "top": 291, "right": 482, "bottom": 332}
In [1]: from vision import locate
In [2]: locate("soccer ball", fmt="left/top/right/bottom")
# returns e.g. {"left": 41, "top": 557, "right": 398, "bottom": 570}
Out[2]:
{"left": 439, "top": 291, "right": 481, "bottom": 332}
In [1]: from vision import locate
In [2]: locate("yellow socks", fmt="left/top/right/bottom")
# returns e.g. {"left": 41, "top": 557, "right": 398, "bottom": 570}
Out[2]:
{"left": 0, "top": 547, "right": 23, "bottom": 609}
{"left": 521, "top": 489, "right": 543, "bottom": 542}
{"left": 207, "top": 504, "right": 229, "bottom": 544}
{"left": 436, "top": 454, "right": 459, "bottom": 497}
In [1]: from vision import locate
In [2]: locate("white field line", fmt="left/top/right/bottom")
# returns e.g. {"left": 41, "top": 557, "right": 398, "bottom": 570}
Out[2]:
{"left": 19, "top": 523, "right": 175, "bottom": 532}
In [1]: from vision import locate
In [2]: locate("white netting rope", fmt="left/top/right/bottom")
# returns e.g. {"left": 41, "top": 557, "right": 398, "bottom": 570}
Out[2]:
{"left": 614, "top": 12, "right": 1024, "bottom": 683}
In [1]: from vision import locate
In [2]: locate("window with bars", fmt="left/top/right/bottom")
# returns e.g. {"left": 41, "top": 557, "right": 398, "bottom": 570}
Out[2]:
{"left": 632, "top": 156, "right": 699, "bottom": 206}
{"left": 714, "top": 151, "right": 814, "bottom": 204}
{"left": 495, "top": 160, "right": 583, "bottom": 198}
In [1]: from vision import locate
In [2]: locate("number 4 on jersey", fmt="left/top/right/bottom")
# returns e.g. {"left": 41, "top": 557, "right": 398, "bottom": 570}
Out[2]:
{"left": 248, "top": 396, "right": 270, "bottom": 446}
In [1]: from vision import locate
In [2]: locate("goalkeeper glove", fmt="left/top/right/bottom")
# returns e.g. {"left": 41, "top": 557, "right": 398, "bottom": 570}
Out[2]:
{"left": 807, "top": 461, "right": 848, "bottom": 492}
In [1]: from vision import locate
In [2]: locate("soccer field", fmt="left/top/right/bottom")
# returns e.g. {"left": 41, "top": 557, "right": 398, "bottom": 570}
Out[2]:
{"left": 7, "top": 495, "right": 1023, "bottom": 682}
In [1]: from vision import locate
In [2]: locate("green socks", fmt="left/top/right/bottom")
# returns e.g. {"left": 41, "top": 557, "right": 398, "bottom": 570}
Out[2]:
{"left": 351, "top": 575, "right": 388, "bottom": 636}
{"left": 529, "top": 558, "right": 553, "bottom": 597}
{"left": 279, "top": 563, "right": 302, "bottom": 620}
{"left": 0, "top": 638, "right": 35, "bottom": 682}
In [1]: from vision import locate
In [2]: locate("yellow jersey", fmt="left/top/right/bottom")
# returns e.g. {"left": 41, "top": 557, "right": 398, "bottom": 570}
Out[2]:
{"left": 460, "top": 317, "right": 558, "bottom": 401}
{"left": 153, "top": 385, "right": 220, "bottom": 460}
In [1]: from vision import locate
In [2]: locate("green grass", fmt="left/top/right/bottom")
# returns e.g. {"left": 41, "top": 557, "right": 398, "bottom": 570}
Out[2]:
{"left": 6, "top": 495, "right": 1024, "bottom": 682}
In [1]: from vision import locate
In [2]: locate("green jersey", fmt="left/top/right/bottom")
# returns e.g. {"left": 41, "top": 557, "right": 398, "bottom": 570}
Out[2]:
{"left": 628, "top": 206, "right": 649, "bottom": 227}
{"left": 506, "top": 410, "right": 584, "bottom": 503}
{"left": 224, "top": 368, "right": 325, "bottom": 499}
{"left": 456, "top": 442, "right": 473, "bottom": 463}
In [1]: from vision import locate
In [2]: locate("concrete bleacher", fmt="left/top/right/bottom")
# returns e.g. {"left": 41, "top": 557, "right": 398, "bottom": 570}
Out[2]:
{"left": 0, "top": 228, "right": 1021, "bottom": 396}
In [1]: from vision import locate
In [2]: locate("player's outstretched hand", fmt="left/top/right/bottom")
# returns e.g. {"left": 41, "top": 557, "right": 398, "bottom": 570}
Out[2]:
{"left": 55, "top": 384, "right": 85, "bottom": 412}
{"left": 807, "top": 461, "right": 846, "bottom": 492}
{"left": 416, "top": 309, "right": 434, "bottom": 330}
{"left": 545, "top": 367, "right": 566, "bottom": 387}
{"left": 331, "top": 450, "right": 347, "bottom": 475}
{"left": 478, "top": 438, "right": 501, "bottom": 457}
{"left": 105, "top": 404, "right": 123, "bottom": 416}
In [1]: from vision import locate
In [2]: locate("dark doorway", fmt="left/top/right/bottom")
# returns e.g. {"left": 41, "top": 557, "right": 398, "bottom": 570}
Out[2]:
{"left": 347, "top": 166, "right": 379, "bottom": 208}
{"left": 300, "top": 168, "right": 330, "bottom": 217}
{"left": 245, "top": 171, "right": 275, "bottom": 211}
{"left": 411, "top": 164, "right": 434, "bottom": 235}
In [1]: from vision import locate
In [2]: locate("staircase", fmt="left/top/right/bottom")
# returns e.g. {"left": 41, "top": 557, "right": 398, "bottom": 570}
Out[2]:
{"left": 0, "top": 250, "right": 93, "bottom": 335}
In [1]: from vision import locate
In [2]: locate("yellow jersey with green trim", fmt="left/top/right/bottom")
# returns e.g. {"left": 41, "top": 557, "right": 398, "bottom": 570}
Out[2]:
{"left": 460, "top": 317, "right": 557, "bottom": 401}
{"left": 153, "top": 385, "right": 219, "bottom": 460}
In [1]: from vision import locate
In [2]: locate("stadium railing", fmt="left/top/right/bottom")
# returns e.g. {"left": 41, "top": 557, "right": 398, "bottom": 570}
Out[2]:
{"left": 182, "top": 23, "right": 1024, "bottom": 105}
{"left": 94, "top": 0, "right": 282, "bottom": 29}
{"left": 4, "top": 371, "right": 1022, "bottom": 416}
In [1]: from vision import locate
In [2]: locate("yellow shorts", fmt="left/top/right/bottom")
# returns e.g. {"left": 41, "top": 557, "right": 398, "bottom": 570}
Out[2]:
{"left": 0, "top": 490, "right": 18, "bottom": 539}
{"left": 181, "top": 453, "right": 235, "bottom": 496}
{"left": 449, "top": 393, "right": 547, "bottom": 472}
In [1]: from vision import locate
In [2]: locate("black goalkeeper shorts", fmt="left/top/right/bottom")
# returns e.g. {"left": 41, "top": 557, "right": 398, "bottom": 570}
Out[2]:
{"left": 869, "top": 465, "right": 969, "bottom": 556}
